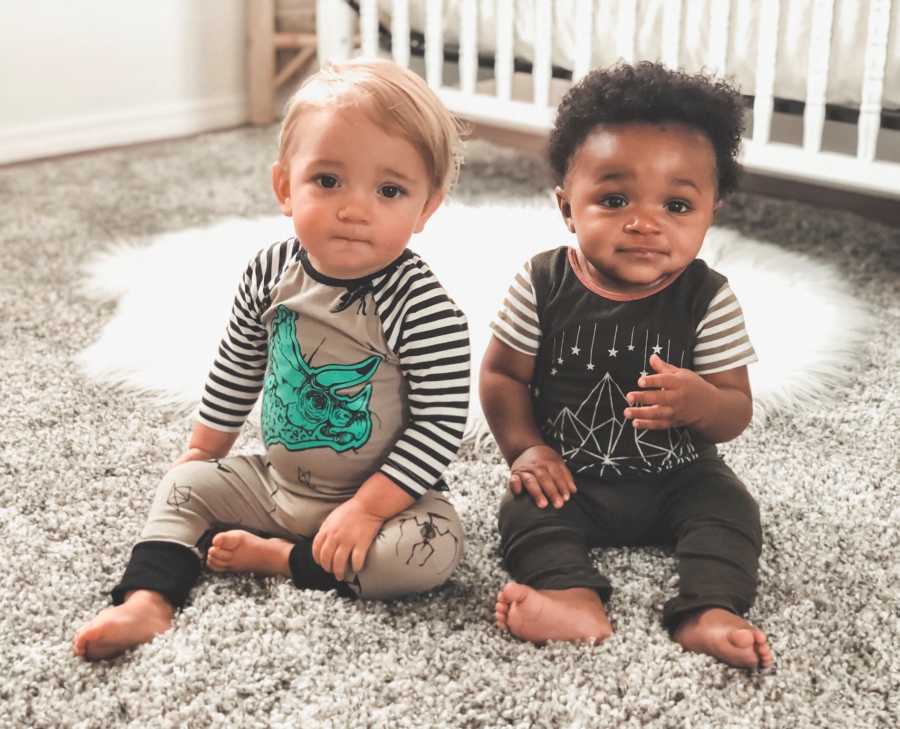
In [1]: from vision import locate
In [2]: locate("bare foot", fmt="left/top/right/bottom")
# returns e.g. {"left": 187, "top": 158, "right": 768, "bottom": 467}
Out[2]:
{"left": 72, "top": 590, "right": 174, "bottom": 661}
{"left": 206, "top": 530, "right": 292, "bottom": 576}
{"left": 673, "top": 607, "right": 774, "bottom": 669}
{"left": 495, "top": 582, "right": 612, "bottom": 644}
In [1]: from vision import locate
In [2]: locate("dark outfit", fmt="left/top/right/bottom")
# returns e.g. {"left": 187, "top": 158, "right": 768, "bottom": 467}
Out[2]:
{"left": 491, "top": 247, "right": 762, "bottom": 628}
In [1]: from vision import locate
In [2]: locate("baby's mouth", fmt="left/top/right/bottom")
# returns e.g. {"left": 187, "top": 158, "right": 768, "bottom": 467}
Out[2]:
{"left": 618, "top": 247, "right": 666, "bottom": 258}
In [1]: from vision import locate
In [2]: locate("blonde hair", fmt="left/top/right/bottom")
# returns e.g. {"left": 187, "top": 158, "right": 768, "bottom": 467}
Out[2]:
{"left": 278, "top": 58, "right": 466, "bottom": 196}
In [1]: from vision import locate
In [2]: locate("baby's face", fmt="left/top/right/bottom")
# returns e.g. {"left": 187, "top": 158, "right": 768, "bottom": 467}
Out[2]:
{"left": 273, "top": 107, "right": 441, "bottom": 279}
{"left": 556, "top": 122, "right": 718, "bottom": 296}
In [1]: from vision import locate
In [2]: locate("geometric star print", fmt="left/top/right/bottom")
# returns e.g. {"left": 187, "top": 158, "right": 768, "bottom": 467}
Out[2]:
{"left": 166, "top": 482, "right": 191, "bottom": 511}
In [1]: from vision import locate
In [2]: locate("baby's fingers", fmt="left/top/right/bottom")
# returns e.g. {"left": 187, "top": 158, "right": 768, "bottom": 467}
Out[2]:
{"left": 508, "top": 473, "right": 523, "bottom": 496}
{"left": 518, "top": 472, "right": 549, "bottom": 509}
{"left": 552, "top": 463, "right": 577, "bottom": 497}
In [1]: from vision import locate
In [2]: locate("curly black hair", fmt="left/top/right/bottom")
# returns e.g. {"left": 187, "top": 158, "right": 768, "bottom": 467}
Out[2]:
{"left": 548, "top": 62, "right": 745, "bottom": 198}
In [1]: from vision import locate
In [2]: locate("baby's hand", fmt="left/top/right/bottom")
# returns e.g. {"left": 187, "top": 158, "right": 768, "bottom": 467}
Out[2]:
{"left": 509, "top": 444, "right": 577, "bottom": 509}
{"left": 173, "top": 447, "right": 216, "bottom": 466}
{"left": 624, "top": 354, "right": 715, "bottom": 430}
{"left": 312, "top": 498, "right": 385, "bottom": 581}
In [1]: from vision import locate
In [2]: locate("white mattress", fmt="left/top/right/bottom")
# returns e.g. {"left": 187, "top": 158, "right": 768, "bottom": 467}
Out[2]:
{"left": 382, "top": 0, "right": 900, "bottom": 110}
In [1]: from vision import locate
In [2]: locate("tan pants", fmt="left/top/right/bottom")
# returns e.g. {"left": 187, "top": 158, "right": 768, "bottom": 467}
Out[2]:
{"left": 140, "top": 455, "right": 464, "bottom": 599}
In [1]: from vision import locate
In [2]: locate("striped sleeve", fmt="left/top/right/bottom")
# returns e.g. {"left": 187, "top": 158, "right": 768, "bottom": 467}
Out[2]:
{"left": 693, "top": 282, "right": 758, "bottom": 375}
{"left": 372, "top": 255, "right": 470, "bottom": 498}
{"left": 196, "top": 239, "right": 299, "bottom": 432}
{"left": 488, "top": 259, "right": 542, "bottom": 355}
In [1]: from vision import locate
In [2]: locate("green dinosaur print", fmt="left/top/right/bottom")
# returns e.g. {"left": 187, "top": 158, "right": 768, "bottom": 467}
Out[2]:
{"left": 262, "top": 306, "right": 381, "bottom": 452}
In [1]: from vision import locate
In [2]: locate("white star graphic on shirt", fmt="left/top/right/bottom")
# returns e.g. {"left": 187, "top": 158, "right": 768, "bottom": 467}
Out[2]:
{"left": 652, "top": 345, "right": 663, "bottom": 355}
{"left": 551, "top": 368, "right": 558, "bottom": 375}
{"left": 627, "top": 345, "right": 635, "bottom": 351}
{"left": 640, "top": 370, "right": 649, "bottom": 377}
{"left": 570, "top": 346, "right": 581, "bottom": 355}
{"left": 586, "top": 363, "right": 595, "bottom": 371}
{"left": 557, "top": 357, "right": 563, "bottom": 364}
{"left": 608, "top": 347, "right": 618, "bottom": 357}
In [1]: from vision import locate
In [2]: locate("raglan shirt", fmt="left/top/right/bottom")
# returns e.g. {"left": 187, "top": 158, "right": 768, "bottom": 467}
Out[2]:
{"left": 490, "top": 246, "right": 757, "bottom": 480}
{"left": 197, "top": 239, "right": 470, "bottom": 499}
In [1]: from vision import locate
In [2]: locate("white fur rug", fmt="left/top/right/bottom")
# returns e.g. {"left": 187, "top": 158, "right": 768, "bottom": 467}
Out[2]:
{"left": 78, "top": 201, "right": 871, "bottom": 435}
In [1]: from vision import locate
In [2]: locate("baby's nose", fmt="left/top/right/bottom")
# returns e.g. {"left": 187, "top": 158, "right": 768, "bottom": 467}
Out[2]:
{"left": 337, "top": 193, "right": 370, "bottom": 223}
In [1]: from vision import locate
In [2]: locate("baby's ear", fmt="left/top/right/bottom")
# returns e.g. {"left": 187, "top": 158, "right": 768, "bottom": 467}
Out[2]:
{"left": 555, "top": 186, "right": 575, "bottom": 233}
{"left": 413, "top": 192, "right": 445, "bottom": 234}
{"left": 272, "top": 162, "right": 292, "bottom": 215}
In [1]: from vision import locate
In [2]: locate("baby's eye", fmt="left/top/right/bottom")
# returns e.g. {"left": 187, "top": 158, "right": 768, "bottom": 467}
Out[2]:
{"left": 315, "top": 174, "right": 339, "bottom": 189}
{"left": 379, "top": 184, "right": 405, "bottom": 199}
{"left": 600, "top": 194, "right": 628, "bottom": 209}
{"left": 666, "top": 200, "right": 691, "bottom": 214}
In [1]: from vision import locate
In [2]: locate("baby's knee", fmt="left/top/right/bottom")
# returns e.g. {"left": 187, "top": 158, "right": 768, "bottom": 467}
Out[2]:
{"left": 154, "top": 459, "right": 220, "bottom": 500}
{"left": 498, "top": 490, "right": 547, "bottom": 548}
{"left": 355, "top": 492, "right": 464, "bottom": 599}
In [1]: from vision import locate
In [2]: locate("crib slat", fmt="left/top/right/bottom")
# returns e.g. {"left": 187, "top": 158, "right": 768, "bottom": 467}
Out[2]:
{"left": 359, "top": 0, "right": 379, "bottom": 58}
{"left": 459, "top": 0, "right": 478, "bottom": 95}
{"left": 495, "top": 0, "right": 514, "bottom": 100}
{"left": 533, "top": 1, "right": 553, "bottom": 107}
{"left": 661, "top": 0, "right": 682, "bottom": 68}
{"left": 573, "top": 1, "right": 593, "bottom": 82}
{"left": 802, "top": 0, "right": 835, "bottom": 154}
{"left": 617, "top": 0, "right": 637, "bottom": 65}
{"left": 425, "top": 0, "right": 444, "bottom": 88}
{"left": 315, "top": 0, "right": 355, "bottom": 63}
{"left": 752, "top": 0, "right": 780, "bottom": 145}
{"left": 391, "top": 0, "right": 411, "bottom": 67}
{"left": 857, "top": 0, "right": 891, "bottom": 162}
{"left": 707, "top": 0, "right": 730, "bottom": 76}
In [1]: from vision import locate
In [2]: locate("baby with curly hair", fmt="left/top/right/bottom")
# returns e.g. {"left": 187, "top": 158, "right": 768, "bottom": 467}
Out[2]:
{"left": 483, "top": 62, "right": 773, "bottom": 669}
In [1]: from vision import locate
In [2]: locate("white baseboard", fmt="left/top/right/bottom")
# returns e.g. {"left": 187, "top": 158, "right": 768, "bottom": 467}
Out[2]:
{"left": 0, "top": 95, "right": 248, "bottom": 166}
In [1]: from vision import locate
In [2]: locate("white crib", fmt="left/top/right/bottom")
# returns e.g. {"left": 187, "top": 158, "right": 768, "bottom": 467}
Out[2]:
{"left": 314, "top": 0, "right": 900, "bottom": 201}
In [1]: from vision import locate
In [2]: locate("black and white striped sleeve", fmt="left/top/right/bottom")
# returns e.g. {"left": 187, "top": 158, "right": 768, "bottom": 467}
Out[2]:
{"left": 372, "top": 255, "right": 470, "bottom": 498}
{"left": 196, "top": 239, "right": 299, "bottom": 432}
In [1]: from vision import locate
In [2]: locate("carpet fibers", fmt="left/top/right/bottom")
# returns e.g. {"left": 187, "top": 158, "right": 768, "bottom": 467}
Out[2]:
{"left": 1, "top": 129, "right": 899, "bottom": 728}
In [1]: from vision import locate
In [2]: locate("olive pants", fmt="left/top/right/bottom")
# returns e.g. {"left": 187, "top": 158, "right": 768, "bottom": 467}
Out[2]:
{"left": 112, "top": 455, "right": 464, "bottom": 607}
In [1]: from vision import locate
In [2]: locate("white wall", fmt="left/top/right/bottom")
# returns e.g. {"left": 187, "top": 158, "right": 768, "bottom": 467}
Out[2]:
{"left": 0, "top": 0, "right": 247, "bottom": 165}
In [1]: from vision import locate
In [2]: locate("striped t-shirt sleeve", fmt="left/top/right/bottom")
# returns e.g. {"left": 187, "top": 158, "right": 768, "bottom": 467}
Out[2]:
{"left": 693, "top": 282, "right": 758, "bottom": 375}
{"left": 488, "top": 260, "right": 542, "bottom": 355}
{"left": 196, "top": 239, "right": 298, "bottom": 432}
{"left": 373, "top": 256, "right": 471, "bottom": 498}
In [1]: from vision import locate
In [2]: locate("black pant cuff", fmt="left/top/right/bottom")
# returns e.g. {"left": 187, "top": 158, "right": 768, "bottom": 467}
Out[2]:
{"left": 288, "top": 539, "right": 355, "bottom": 598}
{"left": 111, "top": 540, "right": 201, "bottom": 609}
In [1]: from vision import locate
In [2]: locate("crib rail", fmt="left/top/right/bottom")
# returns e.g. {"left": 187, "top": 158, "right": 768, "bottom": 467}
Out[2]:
{"left": 317, "top": 0, "right": 900, "bottom": 199}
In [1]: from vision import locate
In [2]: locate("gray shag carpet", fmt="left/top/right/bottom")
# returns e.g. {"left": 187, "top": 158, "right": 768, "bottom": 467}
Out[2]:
{"left": 1, "top": 128, "right": 899, "bottom": 729}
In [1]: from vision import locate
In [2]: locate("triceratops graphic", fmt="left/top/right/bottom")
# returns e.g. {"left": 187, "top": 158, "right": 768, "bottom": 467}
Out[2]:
{"left": 262, "top": 305, "right": 381, "bottom": 452}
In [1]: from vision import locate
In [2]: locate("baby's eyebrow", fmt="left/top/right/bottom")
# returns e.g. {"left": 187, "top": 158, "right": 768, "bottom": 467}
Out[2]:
{"left": 378, "top": 166, "right": 416, "bottom": 184}
{"left": 596, "top": 170, "right": 631, "bottom": 182}
{"left": 671, "top": 177, "right": 701, "bottom": 192}
{"left": 305, "top": 158, "right": 345, "bottom": 170}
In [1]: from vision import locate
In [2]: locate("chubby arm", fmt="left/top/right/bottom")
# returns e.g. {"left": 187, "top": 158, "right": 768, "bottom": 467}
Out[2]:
{"left": 693, "top": 365, "right": 753, "bottom": 442}
{"left": 480, "top": 336, "right": 576, "bottom": 508}
{"left": 174, "top": 422, "right": 241, "bottom": 465}
{"left": 479, "top": 336, "right": 543, "bottom": 463}
{"left": 624, "top": 354, "right": 752, "bottom": 443}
